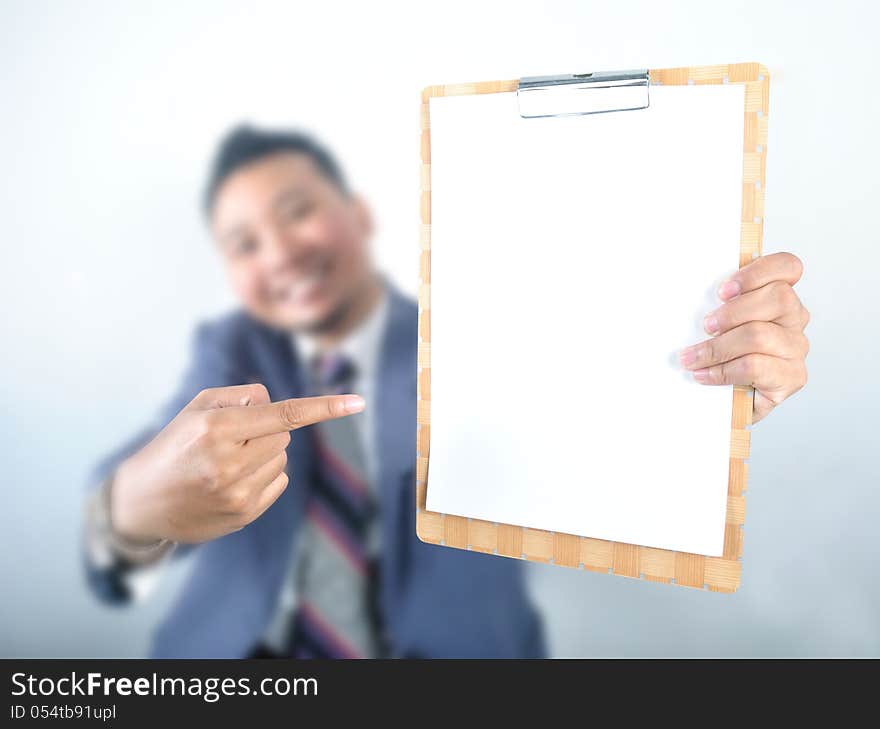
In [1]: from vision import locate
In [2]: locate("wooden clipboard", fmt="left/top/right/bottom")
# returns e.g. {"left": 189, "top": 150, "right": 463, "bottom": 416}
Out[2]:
{"left": 416, "top": 62, "right": 768, "bottom": 592}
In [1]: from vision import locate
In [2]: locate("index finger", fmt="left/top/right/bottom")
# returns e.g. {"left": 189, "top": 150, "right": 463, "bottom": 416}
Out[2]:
{"left": 718, "top": 252, "right": 804, "bottom": 300}
{"left": 231, "top": 394, "right": 365, "bottom": 440}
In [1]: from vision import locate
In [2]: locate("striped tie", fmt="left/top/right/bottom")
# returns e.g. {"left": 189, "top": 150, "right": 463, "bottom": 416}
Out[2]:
{"left": 286, "top": 352, "right": 382, "bottom": 659}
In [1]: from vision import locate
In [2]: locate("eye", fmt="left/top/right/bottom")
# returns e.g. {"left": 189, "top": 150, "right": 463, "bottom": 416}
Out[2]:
{"left": 231, "top": 237, "right": 258, "bottom": 257}
{"left": 279, "top": 199, "right": 315, "bottom": 222}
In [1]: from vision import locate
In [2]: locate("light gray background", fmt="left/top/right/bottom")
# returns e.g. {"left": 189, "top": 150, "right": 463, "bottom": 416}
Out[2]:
{"left": 1, "top": 0, "right": 877, "bottom": 657}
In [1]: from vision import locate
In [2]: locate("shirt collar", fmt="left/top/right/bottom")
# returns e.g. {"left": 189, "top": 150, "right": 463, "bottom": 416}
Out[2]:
{"left": 292, "top": 287, "right": 389, "bottom": 383}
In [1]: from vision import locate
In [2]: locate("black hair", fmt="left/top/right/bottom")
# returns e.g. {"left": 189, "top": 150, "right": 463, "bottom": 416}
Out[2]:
{"left": 202, "top": 124, "right": 349, "bottom": 215}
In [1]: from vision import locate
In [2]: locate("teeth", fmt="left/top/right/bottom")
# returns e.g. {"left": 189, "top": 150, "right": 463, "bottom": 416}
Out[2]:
{"left": 275, "top": 270, "right": 326, "bottom": 302}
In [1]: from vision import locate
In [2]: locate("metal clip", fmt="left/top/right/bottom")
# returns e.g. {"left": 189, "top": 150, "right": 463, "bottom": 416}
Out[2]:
{"left": 517, "top": 69, "right": 650, "bottom": 118}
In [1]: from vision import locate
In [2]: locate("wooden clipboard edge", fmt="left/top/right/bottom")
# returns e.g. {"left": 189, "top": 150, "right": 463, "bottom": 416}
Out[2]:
{"left": 416, "top": 62, "right": 769, "bottom": 593}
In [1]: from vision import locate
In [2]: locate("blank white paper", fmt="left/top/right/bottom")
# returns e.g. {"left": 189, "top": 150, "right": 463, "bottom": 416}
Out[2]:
{"left": 425, "top": 84, "right": 745, "bottom": 557}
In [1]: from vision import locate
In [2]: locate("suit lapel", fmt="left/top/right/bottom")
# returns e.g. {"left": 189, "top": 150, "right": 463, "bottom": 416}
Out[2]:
{"left": 376, "top": 288, "right": 419, "bottom": 612}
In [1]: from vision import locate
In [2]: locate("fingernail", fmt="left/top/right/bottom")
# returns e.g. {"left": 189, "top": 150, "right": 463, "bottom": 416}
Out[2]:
{"left": 718, "top": 279, "right": 742, "bottom": 300}
{"left": 344, "top": 395, "right": 365, "bottom": 413}
{"left": 703, "top": 314, "right": 720, "bottom": 335}
{"left": 692, "top": 368, "right": 711, "bottom": 383}
{"left": 679, "top": 346, "right": 699, "bottom": 368}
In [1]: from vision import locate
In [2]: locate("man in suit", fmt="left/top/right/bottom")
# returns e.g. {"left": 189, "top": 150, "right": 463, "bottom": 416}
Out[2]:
{"left": 83, "top": 126, "right": 546, "bottom": 658}
{"left": 84, "top": 125, "right": 810, "bottom": 659}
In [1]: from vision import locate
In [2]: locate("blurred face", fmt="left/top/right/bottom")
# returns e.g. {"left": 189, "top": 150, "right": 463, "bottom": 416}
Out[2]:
{"left": 211, "top": 152, "right": 375, "bottom": 332}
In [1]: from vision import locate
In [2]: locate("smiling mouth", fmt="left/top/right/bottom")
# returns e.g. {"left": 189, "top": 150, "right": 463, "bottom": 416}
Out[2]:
{"left": 269, "top": 258, "right": 333, "bottom": 306}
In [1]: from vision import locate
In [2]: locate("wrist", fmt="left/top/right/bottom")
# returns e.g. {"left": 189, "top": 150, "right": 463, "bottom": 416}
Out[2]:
{"left": 110, "top": 456, "right": 164, "bottom": 545}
